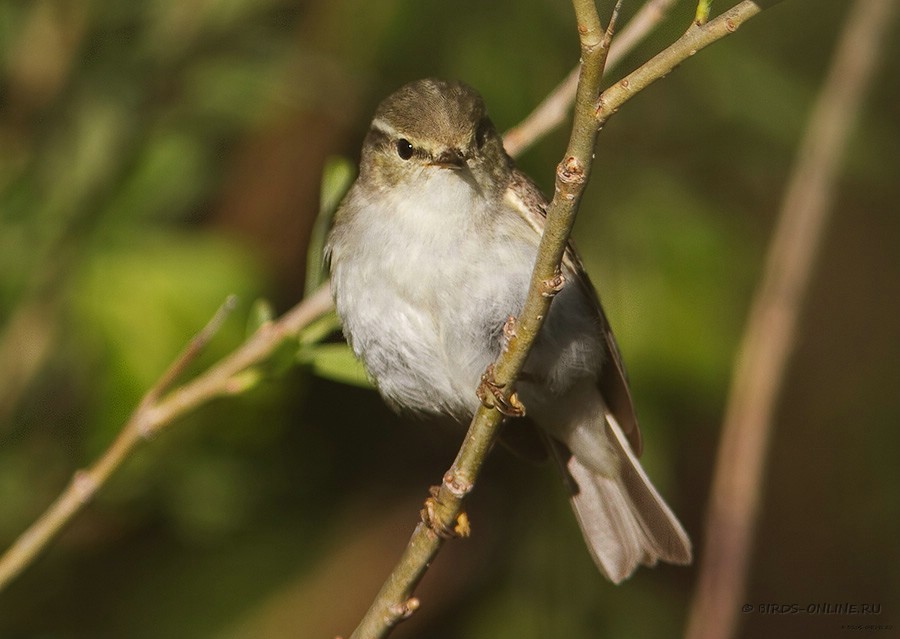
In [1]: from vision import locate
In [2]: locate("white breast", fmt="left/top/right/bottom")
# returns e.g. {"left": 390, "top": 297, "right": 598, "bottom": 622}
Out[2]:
{"left": 330, "top": 171, "right": 539, "bottom": 417}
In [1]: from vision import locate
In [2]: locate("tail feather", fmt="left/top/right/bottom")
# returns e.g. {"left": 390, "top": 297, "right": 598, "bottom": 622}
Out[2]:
{"left": 558, "top": 413, "right": 692, "bottom": 583}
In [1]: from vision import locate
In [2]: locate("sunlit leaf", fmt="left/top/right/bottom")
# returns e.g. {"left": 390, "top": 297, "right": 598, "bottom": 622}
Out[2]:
{"left": 298, "top": 342, "right": 372, "bottom": 389}
{"left": 306, "top": 156, "right": 355, "bottom": 293}
{"left": 246, "top": 298, "right": 275, "bottom": 336}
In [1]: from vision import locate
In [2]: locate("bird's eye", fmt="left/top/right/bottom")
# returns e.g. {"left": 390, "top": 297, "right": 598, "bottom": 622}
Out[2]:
{"left": 475, "top": 118, "right": 491, "bottom": 149}
{"left": 396, "top": 138, "right": 414, "bottom": 160}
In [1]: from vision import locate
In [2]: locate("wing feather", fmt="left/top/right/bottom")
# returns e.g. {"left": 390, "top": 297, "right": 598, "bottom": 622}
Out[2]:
{"left": 505, "top": 169, "right": 642, "bottom": 455}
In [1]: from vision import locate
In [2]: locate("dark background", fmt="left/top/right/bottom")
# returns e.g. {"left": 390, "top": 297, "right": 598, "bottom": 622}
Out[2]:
{"left": 0, "top": 1, "right": 897, "bottom": 637}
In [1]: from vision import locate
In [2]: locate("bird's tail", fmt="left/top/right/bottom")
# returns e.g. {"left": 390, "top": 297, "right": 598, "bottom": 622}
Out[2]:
{"left": 556, "top": 413, "right": 692, "bottom": 583}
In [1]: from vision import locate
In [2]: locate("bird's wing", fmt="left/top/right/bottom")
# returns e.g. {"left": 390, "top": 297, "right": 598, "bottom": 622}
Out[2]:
{"left": 505, "top": 168, "right": 642, "bottom": 455}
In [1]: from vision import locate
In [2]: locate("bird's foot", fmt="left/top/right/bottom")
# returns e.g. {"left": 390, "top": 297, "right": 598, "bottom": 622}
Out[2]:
{"left": 476, "top": 364, "right": 526, "bottom": 417}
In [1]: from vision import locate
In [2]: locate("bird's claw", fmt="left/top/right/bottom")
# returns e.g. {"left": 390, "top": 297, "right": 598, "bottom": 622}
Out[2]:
{"left": 476, "top": 364, "right": 526, "bottom": 417}
{"left": 541, "top": 269, "right": 566, "bottom": 297}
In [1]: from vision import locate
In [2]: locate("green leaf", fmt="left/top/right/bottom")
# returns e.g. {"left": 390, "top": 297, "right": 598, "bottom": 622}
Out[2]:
{"left": 246, "top": 298, "right": 275, "bottom": 336}
{"left": 298, "top": 343, "right": 372, "bottom": 389}
{"left": 225, "top": 368, "right": 264, "bottom": 394}
{"left": 305, "top": 156, "right": 355, "bottom": 294}
{"left": 297, "top": 309, "right": 342, "bottom": 346}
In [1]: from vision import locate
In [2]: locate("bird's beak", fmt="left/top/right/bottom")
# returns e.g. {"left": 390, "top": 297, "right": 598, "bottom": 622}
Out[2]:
{"left": 429, "top": 148, "right": 466, "bottom": 170}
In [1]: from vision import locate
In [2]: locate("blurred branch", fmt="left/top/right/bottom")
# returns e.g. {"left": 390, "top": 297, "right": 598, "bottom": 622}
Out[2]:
{"left": 684, "top": 2, "right": 897, "bottom": 639}
{"left": 503, "top": 0, "right": 679, "bottom": 158}
{"left": 0, "top": 285, "right": 334, "bottom": 592}
{"left": 347, "top": 1, "right": 771, "bottom": 637}
{"left": 0, "top": 298, "right": 58, "bottom": 424}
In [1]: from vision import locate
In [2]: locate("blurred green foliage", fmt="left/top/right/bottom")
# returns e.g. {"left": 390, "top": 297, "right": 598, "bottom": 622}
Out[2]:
{"left": 1, "top": 1, "right": 898, "bottom": 638}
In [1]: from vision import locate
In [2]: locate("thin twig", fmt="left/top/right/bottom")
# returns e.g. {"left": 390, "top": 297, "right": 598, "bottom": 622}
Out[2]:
{"left": 146, "top": 295, "right": 239, "bottom": 404}
{"left": 0, "top": 285, "right": 334, "bottom": 592}
{"left": 684, "top": 3, "right": 897, "bottom": 639}
{"left": 503, "top": 0, "right": 678, "bottom": 158}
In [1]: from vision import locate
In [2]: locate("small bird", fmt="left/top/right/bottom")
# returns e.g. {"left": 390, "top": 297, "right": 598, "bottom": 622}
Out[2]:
{"left": 326, "top": 78, "right": 691, "bottom": 583}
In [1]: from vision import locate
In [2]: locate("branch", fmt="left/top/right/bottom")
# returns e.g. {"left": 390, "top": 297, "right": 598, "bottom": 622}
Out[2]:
{"left": 347, "top": 1, "right": 773, "bottom": 637}
{"left": 503, "top": 0, "right": 679, "bottom": 158}
{"left": 0, "top": 284, "right": 334, "bottom": 592}
{"left": 684, "top": 2, "right": 897, "bottom": 639}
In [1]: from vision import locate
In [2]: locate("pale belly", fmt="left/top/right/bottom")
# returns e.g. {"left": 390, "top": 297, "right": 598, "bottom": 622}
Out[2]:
{"left": 334, "top": 221, "right": 537, "bottom": 417}
{"left": 329, "top": 176, "right": 604, "bottom": 419}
